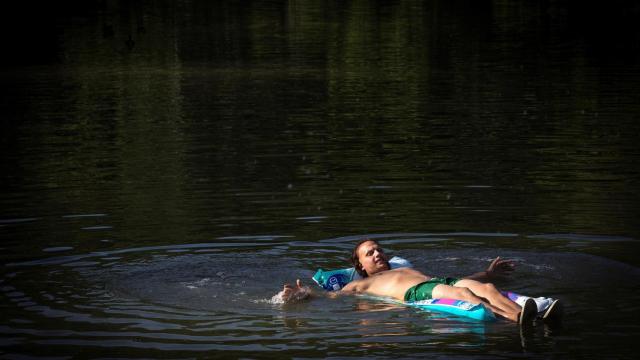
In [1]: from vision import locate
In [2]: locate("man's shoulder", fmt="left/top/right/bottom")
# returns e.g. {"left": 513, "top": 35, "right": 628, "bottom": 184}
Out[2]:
{"left": 341, "top": 278, "right": 364, "bottom": 292}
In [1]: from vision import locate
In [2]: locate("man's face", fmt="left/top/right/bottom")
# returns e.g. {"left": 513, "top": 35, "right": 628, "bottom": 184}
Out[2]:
{"left": 356, "top": 240, "right": 390, "bottom": 276}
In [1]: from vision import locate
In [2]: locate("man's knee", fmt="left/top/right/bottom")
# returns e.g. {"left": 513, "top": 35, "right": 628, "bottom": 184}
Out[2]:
{"left": 481, "top": 282, "right": 498, "bottom": 294}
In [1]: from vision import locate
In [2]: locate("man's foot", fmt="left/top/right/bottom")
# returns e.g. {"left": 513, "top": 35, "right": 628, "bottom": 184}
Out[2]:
{"left": 542, "top": 299, "right": 563, "bottom": 322}
{"left": 518, "top": 298, "right": 536, "bottom": 325}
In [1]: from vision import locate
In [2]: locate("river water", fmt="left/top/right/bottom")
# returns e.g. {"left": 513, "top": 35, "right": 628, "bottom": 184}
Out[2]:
{"left": 2, "top": 1, "right": 640, "bottom": 358}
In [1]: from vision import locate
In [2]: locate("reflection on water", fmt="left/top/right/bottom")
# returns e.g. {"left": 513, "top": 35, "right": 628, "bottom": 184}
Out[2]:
{"left": 2, "top": 0, "right": 640, "bottom": 358}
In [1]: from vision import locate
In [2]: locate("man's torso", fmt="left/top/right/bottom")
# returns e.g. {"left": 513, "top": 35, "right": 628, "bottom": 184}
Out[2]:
{"left": 344, "top": 268, "right": 433, "bottom": 300}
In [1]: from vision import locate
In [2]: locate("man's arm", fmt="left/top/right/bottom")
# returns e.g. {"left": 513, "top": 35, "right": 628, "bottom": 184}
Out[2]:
{"left": 277, "top": 277, "right": 364, "bottom": 303}
{"left": 463, "top": 256, "right": 515, "bottom": 282}
{"left": 340, "top": 279, "right": 361, "bottom": 293}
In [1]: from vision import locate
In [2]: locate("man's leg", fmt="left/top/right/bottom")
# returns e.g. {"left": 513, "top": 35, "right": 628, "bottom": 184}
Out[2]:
{"left": 453, "top": 279, "right": 522, "bottom": 321}
{"left": 431, "top": 283, "right": 519, "bottom": 322}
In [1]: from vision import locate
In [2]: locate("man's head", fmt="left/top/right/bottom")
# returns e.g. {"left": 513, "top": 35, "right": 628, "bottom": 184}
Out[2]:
{"left": 350, "top": 239, "right": 390, "bottom": 277}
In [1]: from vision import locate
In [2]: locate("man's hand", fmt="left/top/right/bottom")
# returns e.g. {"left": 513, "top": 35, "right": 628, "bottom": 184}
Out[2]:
{"left": 485, "top": 256, "right": 515, "bottom": 278}
{"left": 463, "top": 256, "right": 516, "bottom": 282}
{"left": 278, "top": 279, "right": 311, "bottom": 303}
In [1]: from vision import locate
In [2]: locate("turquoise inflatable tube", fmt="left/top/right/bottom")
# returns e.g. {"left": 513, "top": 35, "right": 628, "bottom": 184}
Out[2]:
{"left": 404, "top": 298, "right": 495, "bottom": 321}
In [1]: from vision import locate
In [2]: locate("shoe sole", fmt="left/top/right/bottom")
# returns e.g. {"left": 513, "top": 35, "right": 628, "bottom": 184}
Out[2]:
{"left": 519, "top": 298, "right": 537, "bottom": 325}
{"left": 542, "top": 299, "right": 563, "bottom": 322}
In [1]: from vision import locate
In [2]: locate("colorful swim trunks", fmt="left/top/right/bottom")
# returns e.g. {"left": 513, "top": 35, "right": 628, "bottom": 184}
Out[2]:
{"left": 404, "top": 277, "right": 461, "bottom": 301}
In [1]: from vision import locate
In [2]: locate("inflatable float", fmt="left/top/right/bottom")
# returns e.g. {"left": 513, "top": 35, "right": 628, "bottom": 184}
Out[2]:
{"left": 312, "top": 256, "right": 555, "bottom": 322}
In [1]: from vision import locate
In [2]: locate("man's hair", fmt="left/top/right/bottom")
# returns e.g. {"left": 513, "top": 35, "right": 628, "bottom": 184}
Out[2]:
{"left": 350, "top": 238, "right": 378, "bottom": 278}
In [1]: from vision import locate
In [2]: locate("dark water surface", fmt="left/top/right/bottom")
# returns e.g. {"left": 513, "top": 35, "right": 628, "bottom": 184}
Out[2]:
{"left": 2, "top": 1, "right": 640, "bottom": 358}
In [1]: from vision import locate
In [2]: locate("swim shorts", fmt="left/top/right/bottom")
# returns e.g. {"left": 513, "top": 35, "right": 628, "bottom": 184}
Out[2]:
{"left": 404, "top": 277, "right": 461, "bottom": 301}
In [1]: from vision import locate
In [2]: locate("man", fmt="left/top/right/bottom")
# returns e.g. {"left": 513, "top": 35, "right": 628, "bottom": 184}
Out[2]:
{"left": 282, "top": 239, "right": 540, "bottom": 324}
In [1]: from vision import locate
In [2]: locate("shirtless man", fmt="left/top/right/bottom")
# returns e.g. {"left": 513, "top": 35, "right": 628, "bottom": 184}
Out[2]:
{"left": 282, "top": 239, "right": 538, "bottom": 324}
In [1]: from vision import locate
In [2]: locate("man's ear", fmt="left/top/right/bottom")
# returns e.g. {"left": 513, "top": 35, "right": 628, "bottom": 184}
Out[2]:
{"left": 356, "top": 263, "right": 367, "bottom": 276}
